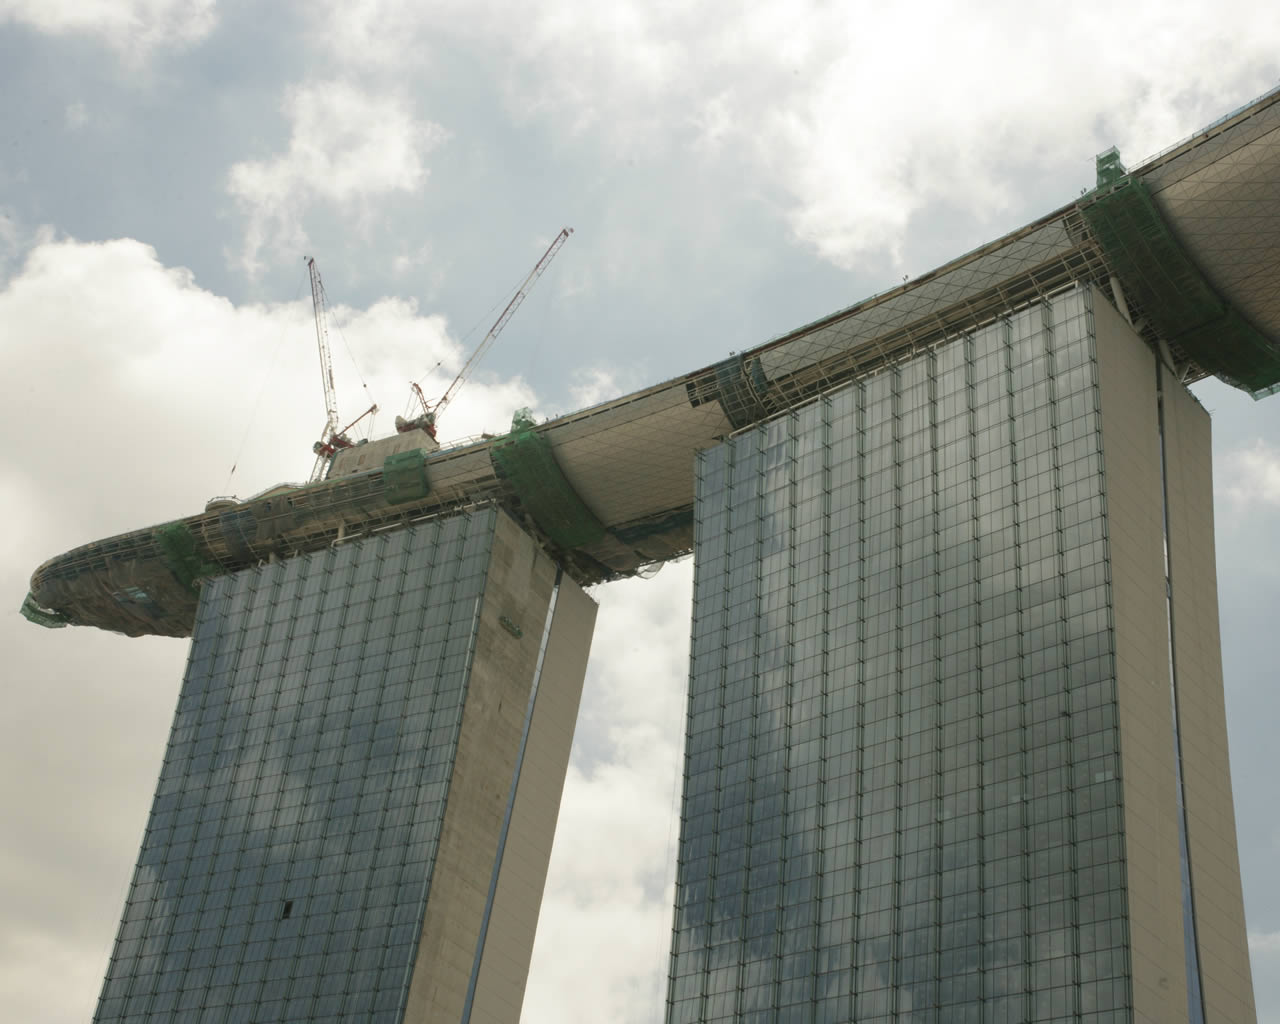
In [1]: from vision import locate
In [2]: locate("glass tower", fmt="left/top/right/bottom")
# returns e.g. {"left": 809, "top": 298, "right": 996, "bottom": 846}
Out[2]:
{"left": 666, "top": 284, "right": 1255, "bottom": 1023}
{"left": 93, "top": 507, "right": 597, "bottom": 1024}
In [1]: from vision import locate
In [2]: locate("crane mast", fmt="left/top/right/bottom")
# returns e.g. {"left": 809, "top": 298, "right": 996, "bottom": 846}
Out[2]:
{"left": 307, "top": 257, "right": 376, "bottom": 481}
{"left": 308, "top": 257, "right": 340, "bottom": 447}
{"left": 400, "top": 227, "right": 573, "bottom": 439}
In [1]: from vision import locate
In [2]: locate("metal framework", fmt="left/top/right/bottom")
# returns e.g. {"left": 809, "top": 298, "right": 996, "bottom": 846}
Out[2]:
{"left": 24, "top": 86, "right": 1280, "bottom": 636}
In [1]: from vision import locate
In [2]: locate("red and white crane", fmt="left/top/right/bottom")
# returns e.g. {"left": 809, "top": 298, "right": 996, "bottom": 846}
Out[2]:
{"left": 399, "top": 227, "right": 573, "bottom": 439}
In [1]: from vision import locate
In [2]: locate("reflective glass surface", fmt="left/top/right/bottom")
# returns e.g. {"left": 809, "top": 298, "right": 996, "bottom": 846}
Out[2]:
{"left": 668, "top": 289, "right": 1130, "bottom": 1023}
{"left": 94, "top": 508, "right": 498, "bottom": 1024}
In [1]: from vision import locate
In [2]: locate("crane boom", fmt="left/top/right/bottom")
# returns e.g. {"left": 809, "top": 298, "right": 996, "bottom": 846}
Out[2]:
{"left": 307, "top": 257, "right": 340, "bottom": 443}
{"left": 307, "top": 257, "right": 376, "bottom": 481}
{"left": 433, "top": 227, "right": 573, "bottom": 423}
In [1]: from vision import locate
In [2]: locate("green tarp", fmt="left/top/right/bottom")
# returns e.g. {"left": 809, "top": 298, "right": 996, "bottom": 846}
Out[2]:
{"left": 383, "top": 449, "right": 431, "bottom": 505}
{"left": 490, "top": 413, "right": 606, "bottom": 549}
{"left": 155, "top": 521, "right": 220, "bottom": 593}
{"left": 21, "top": 592, "right": 68, "bottom": 628}
{"left": 1083, "top": 177, "right": 1280, "bottom": 395}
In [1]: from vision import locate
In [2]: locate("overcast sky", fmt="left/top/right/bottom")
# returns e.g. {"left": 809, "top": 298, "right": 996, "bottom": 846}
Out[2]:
{"left": 3, "top": 2, "right": 1280, "bottom": 1022}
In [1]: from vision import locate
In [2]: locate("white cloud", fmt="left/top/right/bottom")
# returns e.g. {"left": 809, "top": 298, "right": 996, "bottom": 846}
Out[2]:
{"left": 0, "top": 236, "right": 532, "bottom": 537}
{"left": 0, "top": 209, "right": 18, "bottom": 269}
{"left": 64, "top": 101, "right": 88, "bottom": 130}
{"left": 1252, "top": 929, "right": 1280, "bottom": 955}
{"left": 307, "top": 0, "right": 429, "bottom": 71}
{"left": 1250, "top": 927, "right": 1280, "bottom": 1024}
{"left": 526, "top": 563, "right": 692, "bottom": 1024}
{"left": 1221, "top": 440, "right": 1280, "bottom": 508}
{"left": 0, "top": 929, "right": 114, "bottom": 1023}
{"left": 227, "top": 81, "right": 447, "bottom": 276}
{"left": 303, "top": 0, "right": 1280, "bottom": 269}
{"left": 735, "top": 1, "right": 1280, "bottom": 270}
{"left": 391, "top": 240, "right": 433, "bottom": 278}
{"left": 0, "top": 0, "right": 216, "bottom": 58}
{"left": 0, "top": 210, "right": 52, "bottom": 284}
{"left": 569, "top": 367, "right": 621, "bottom": 408}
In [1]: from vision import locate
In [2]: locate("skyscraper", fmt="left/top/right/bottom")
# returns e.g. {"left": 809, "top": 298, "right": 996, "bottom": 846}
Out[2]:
{"left": 89, "top": 508, "right": 596, "bottom": 1024}
{"left": 25, "top": 87, "right": 1278, "bottom": 1024}
{"left": 666, "top": 285, "right": 1253, "bottom": 1023}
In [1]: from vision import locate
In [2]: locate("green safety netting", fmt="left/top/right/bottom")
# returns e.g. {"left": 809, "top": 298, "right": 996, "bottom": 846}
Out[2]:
{"left": 490, "top": 412, "right": 606, "bottom": 549}
{"left": 1095, "top": 146, "right": 1128, "bottom": 188}
{"left": 1083, "top": 178, "right": 1280, "bottom": 395}
{"left": 21, "top": 592, "right": 68, "bottom": 628}
{"left": 383, "top": 449, "right": 431, "bottom": 505}
{"left": 155, "top": 521, "right": 221, "bottom": 593}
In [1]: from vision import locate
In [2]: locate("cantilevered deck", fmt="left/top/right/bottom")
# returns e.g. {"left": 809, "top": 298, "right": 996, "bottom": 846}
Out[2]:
{"left": 25, "top": 86, "right": 1280, "bottom": 637}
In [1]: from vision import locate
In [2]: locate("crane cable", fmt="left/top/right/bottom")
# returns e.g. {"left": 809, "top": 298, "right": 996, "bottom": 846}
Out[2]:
{"left": 316, "top": 274, "right": 378, "bottom": 441}
{"left": 221, "top": 264, "right": 310, "bottom": 494}
{"left": 405, "top": 275, "right": 522, "bottom": 419}
{"left": 401, "top": 229, "right": 572, "bottom": 434}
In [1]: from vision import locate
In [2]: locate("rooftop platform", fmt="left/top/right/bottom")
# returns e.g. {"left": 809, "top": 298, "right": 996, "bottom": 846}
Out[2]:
{"left": 25, "top": 86, "right": 1280, "bottom": 637}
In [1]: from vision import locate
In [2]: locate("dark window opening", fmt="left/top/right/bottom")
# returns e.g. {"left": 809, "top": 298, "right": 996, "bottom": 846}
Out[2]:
{"left": 281, "top": 900, "right": 293, "bottom": 920}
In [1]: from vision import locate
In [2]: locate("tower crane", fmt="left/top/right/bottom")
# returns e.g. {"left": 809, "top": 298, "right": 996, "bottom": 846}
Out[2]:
{"left": 307, "top": 257, "right": 377, "bottom": 482}
{"left": 398, "top": 227, "right": 573, "bottom": 440}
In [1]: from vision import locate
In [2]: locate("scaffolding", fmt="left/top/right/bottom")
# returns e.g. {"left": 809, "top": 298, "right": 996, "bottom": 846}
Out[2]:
{"left": 24, "top": 84, "right": 1280, "bottom": 636}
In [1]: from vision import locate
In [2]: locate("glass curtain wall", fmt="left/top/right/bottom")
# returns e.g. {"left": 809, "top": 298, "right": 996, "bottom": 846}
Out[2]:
{"left": 94, "top": 509, "right": 498, "bottom": 1024}
{"left": 667, "top": 287, "right": 1130, "bottom": 1024}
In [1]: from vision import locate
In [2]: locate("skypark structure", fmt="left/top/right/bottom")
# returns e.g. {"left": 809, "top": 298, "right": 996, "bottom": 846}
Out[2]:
{"left": 24, "top": 87, "right": 1279, "bottom": 1023}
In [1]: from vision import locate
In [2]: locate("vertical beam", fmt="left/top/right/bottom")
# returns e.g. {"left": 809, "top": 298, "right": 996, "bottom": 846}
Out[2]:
{"left": 1094, "top": 294, "right": 1191, "bottom": 1022}
{"left": 1160, "top": 376, "right": 1258, "bottom": 1022}
{"left": 402, "top": 513, "right": 596, "bottom": 1024}
{"left": 465, "top": 573, "right": 597, "bottom": 1023}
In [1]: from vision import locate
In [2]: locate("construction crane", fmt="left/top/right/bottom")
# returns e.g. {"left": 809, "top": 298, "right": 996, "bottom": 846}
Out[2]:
{"left": 307, "top": 257, "right": 377, "bottom": 481}
{"left": 397, "top": 227, "right": 573, "bottom": 440}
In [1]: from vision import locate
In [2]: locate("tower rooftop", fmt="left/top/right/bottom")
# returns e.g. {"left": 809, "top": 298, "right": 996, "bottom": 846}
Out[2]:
{"left": 25, "top": 85, "right": 1280, "bottom": 637}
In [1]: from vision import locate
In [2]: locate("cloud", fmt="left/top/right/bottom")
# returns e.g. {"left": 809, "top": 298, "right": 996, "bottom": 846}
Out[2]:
{"left": 569, "top": 368, "right": 622, "bottom": 409}
{"left": 1253, "top": 930, "right": 1280, "bottom": 955}
{"left": 526, "top": 563, "right": 692, "bottom": 1024}
{"left": 301, "top": 0, "right": 1280, "bottom": 270}
{"left": 0, "top": 0, "right": 216, "bottom": 58}
{"left": 64, "top": 101, "right": 88, "bottom": 130}
{"left": 0, "top": 235, "right": 533, "bottom": 537}
{"left": 738, "top": 1, "right": 1280, "bottom": 270}
{"left": 0, "top": 209, "right": 18, "bottom": 273}
{"left": 1250, "top": 929, "right": 1280, "bottom": 1024}
{"left": 391, "top": 240, "right": 433, "bottom": 278}
{"left": 0, "top": 210, "right": 53, "bottom": 285}
{"left": 227, "top": 80, "right": 447, "bottom": 276}
{"left": 1220, "top": 440, "right": 1280, "bottom": 508}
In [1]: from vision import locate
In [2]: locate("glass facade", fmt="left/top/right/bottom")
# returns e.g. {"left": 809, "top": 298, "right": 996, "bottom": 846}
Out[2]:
{"left": 94, "top": 508, "right": 498, "bottom": 1024}
{"left": 668, "top": 288, "right": 1131, "bottom": 1023}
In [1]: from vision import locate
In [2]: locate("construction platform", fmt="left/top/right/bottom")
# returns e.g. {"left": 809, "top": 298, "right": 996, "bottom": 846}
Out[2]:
{"left": 24, "top": 85, "right": 1280, "bottom": 637}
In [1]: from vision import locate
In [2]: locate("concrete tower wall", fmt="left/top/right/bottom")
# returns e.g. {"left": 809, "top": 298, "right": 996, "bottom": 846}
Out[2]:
{"left": 464, "top": 574, "right": 595, "bottom": 1023}
{"left": 1095, "top": 294, "right": 1256, "bottom": 1022}
{"left": 1161, "top": 360, "right": 1256, "bottom": 1021}
{"left": 403, "top": 513, "right": 596, "bottom": 1024}
{"left": 1095, "top": 295, "right": 1190, "bottom": 1021}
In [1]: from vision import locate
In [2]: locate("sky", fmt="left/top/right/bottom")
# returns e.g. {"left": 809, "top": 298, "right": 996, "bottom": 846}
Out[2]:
{"left": 2, "top": 1, "right": 1280, "bottom": 1021}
